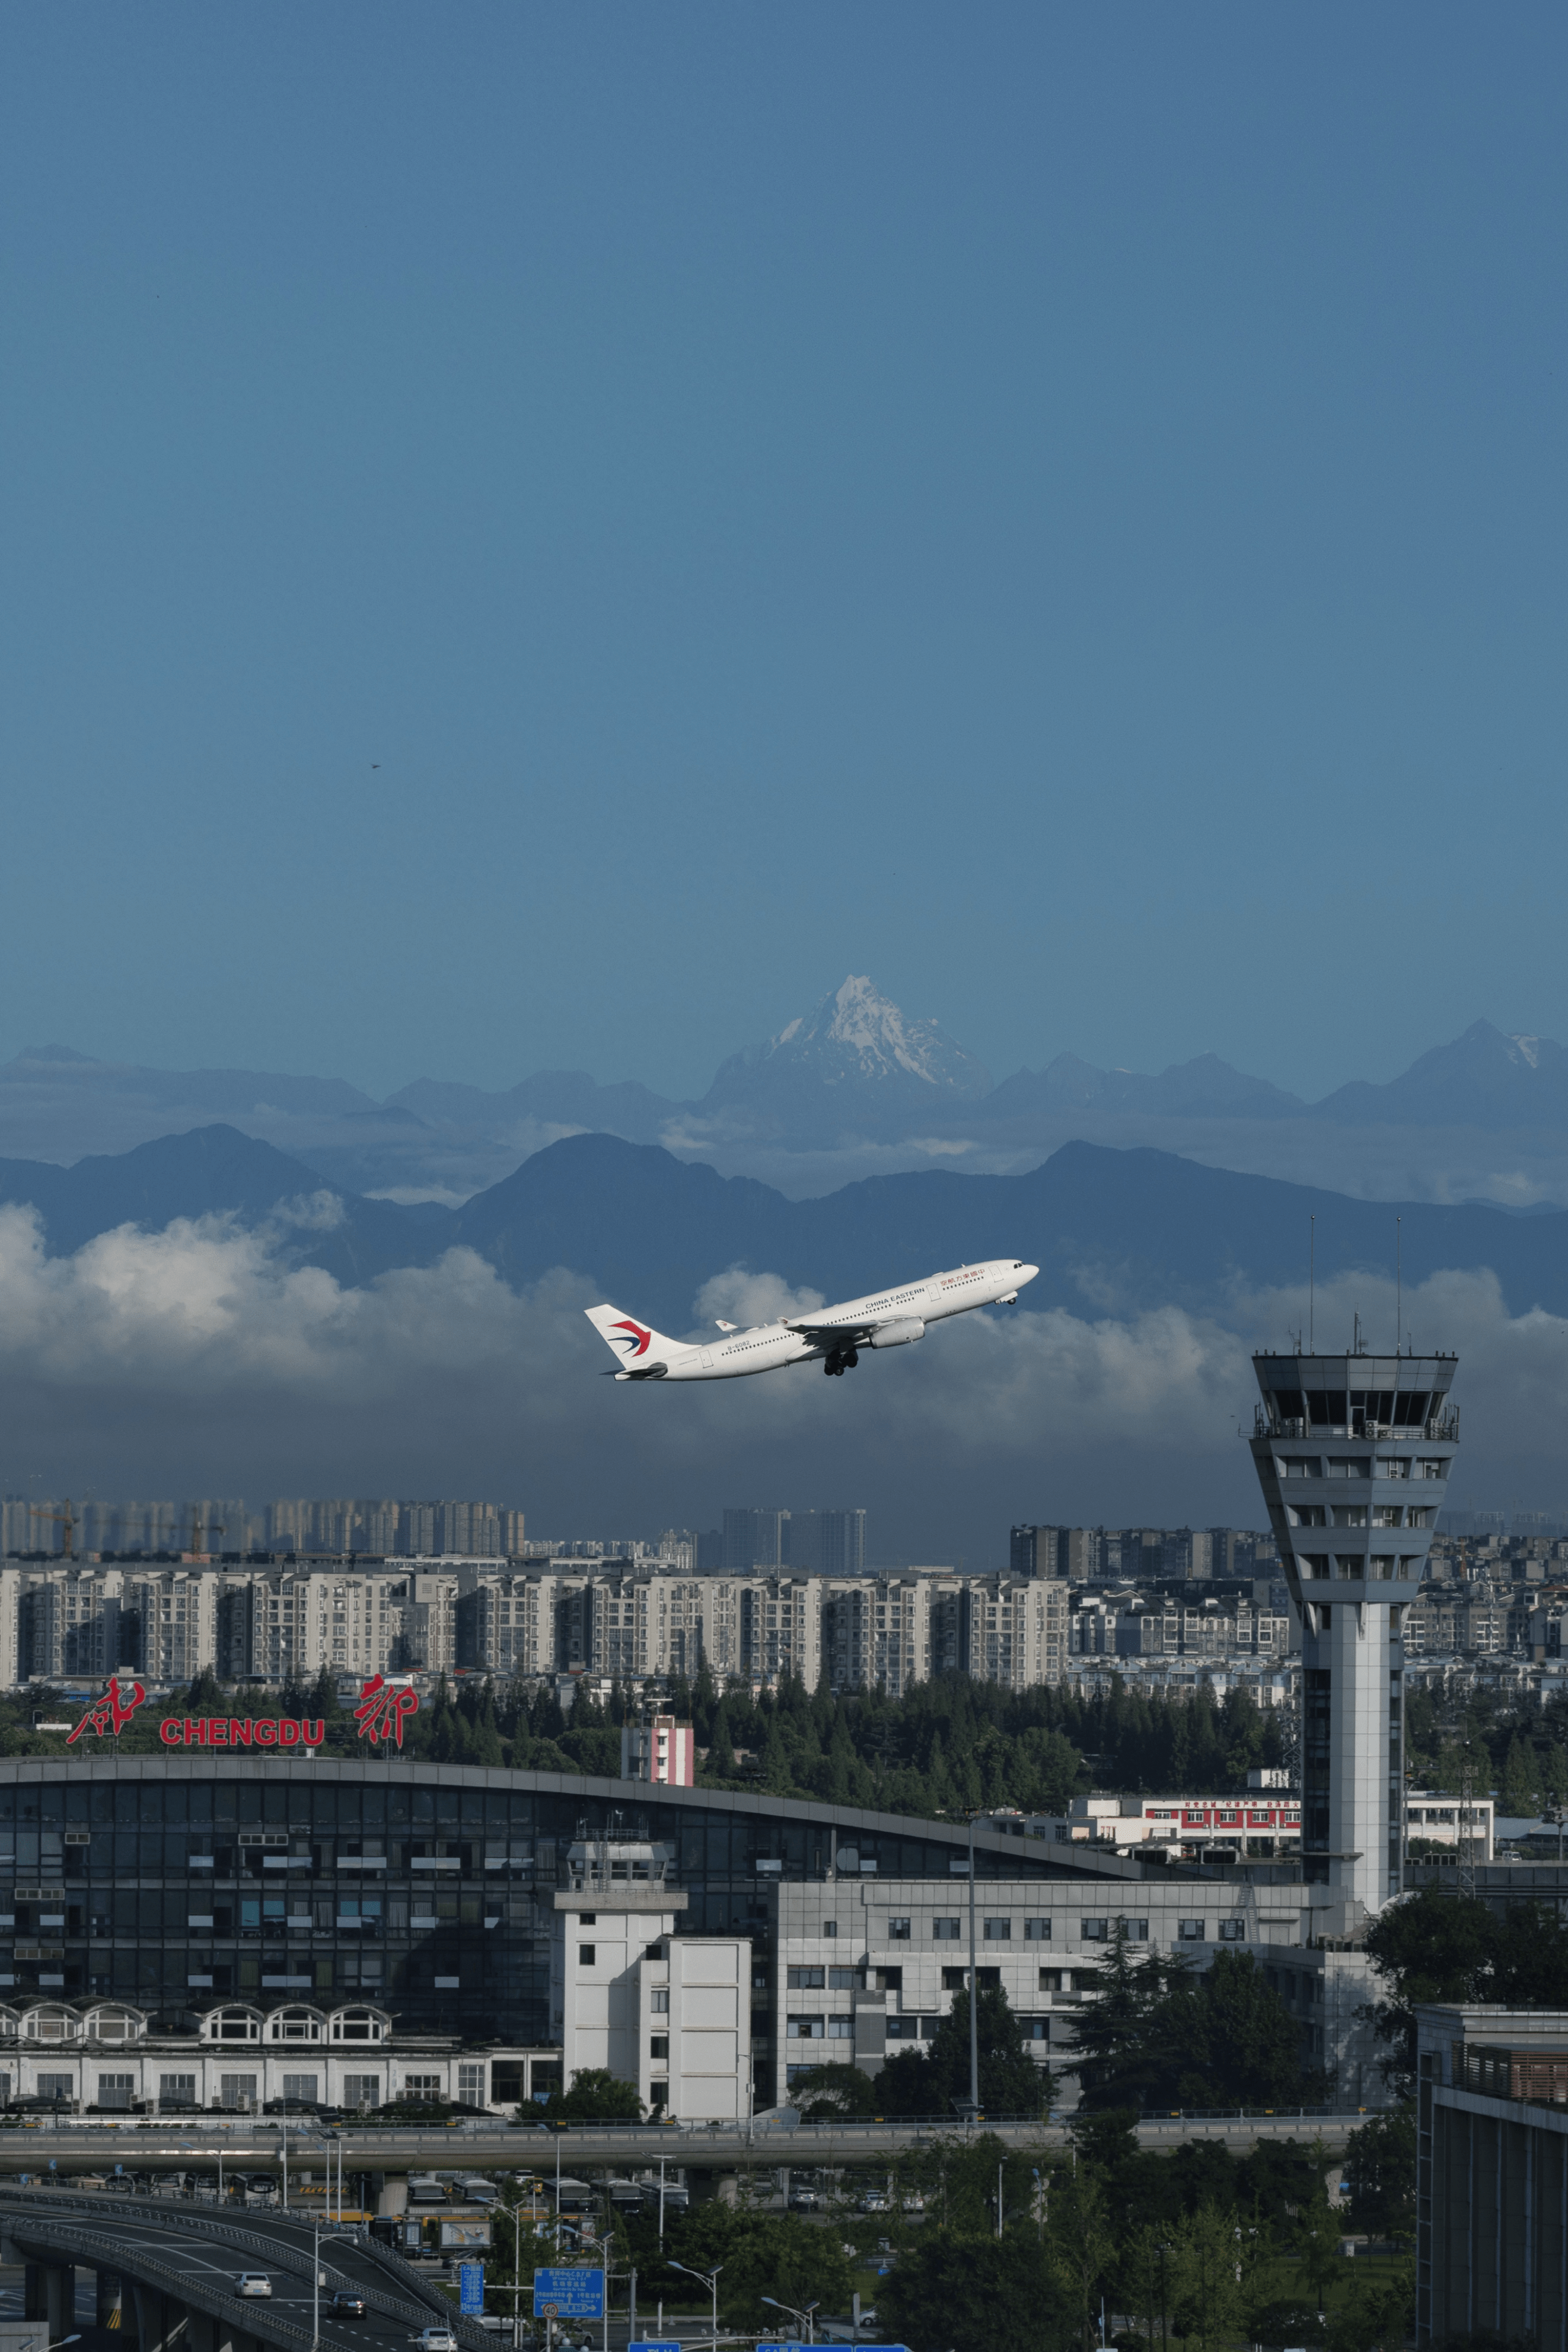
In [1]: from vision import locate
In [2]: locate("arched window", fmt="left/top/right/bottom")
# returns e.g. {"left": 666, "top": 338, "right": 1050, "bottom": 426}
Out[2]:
{"left": 265, "top": 2006, "right": 326, "bottom": 2044}
{"left": 329, "top": 2006, "right": 390, "bottom": 2045}
{"left": 198, "top": 2005, "right": 264, "bottom": 2045}
{"left": 82, "top": 2004, "right": 146, "bottom": 2045}
{"left": 20, "top": 2005, "right": 81, "bottom": 2045}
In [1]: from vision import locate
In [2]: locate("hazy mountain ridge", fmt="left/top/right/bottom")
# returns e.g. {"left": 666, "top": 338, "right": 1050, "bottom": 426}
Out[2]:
{"left": 5, "top": 1122, "right": 1568, "bottom": 1344}
{"left": 440, "top": 1131, "right": 1568, "bottom": 1332}
{"left": 7, "top": 996, "right": 1568, "bottom": 1207}
{"left": 0, "top": 1125, "right": 433, "bottom": 1287}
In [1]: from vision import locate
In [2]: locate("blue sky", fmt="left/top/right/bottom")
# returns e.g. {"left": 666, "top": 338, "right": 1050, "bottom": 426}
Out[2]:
{"left": 2, "top": 4, "right": 1564, "bottom": 1104}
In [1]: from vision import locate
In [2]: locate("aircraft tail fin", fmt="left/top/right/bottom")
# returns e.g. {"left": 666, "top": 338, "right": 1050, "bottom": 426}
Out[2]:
{"left": 585, "top": 1303, "right": 680, "bottom": 1373}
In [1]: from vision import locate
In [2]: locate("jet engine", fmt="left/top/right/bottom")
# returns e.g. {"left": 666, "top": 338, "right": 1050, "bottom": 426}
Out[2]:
{"left": 868, "top": 1317, "right": 925, "bottom": 1348}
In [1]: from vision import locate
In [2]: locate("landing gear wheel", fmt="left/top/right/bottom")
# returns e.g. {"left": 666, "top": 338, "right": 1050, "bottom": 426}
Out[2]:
{"left": 844, "top": 1348, "right": 859, "bottom": 1368}
{"left": 824, "top": 1351, "right": 843, "bottom": 1377}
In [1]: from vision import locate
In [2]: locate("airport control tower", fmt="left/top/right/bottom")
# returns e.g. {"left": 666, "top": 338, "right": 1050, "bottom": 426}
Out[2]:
{"left": 1249, "top": 1348, "right": 1458, "bottom": 1917}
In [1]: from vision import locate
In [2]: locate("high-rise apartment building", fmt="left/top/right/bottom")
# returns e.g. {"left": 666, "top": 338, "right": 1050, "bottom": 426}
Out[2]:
{"left": 783, "top": 1511, "right": 866, "bottom": 1575}
{"left": 722, "top": 1510, "right": 787, "bottom": 1571}
{"left": 0, "top": 1555, "right": 1076, "bottom": 1699}
{"left": 721, "top": 1508, "right": 866, "bottom": 1576}
{"left": 1249, "top": 1350, "right": 1457, "bottom": 1915}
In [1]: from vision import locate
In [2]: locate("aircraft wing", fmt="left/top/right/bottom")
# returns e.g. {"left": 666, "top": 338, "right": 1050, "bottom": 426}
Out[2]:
{"left": 783, "top": 1316, "right": 881, "bottom": 1350}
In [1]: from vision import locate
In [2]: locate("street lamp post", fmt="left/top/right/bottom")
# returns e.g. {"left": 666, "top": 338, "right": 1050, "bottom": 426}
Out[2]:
{"left": 670, "top": 2259, "right": 721, "bottom": 2352}
{"left": 1158, "top": 2242, "right": 1171, "bottom": 2352}
{"left": 968, "top": 1815, "right": 979, "bottom": 2121}
{"left": 313, "top": 2229, "right": 356, "bottom": 2352}
{"left": 761, "top": 2295, "right": 818, "bottom": 2345}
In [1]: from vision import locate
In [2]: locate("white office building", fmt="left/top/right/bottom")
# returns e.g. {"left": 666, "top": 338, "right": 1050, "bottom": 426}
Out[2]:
{"left": 549, "top": 1841, "right": 750, "bottom": 2122}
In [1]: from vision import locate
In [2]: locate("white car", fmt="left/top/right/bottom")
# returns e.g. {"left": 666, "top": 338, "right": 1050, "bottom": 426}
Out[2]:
{"left": 414, "top": 2331, "right": 458, "bottom": 2351}
{"left": 235, "top": 2275, "right": 273, "bottom": 2299}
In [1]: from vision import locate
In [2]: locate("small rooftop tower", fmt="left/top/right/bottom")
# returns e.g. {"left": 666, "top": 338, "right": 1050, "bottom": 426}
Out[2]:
{"left": 1248, "top": 1347, "right": 1458, "bottom": 1918}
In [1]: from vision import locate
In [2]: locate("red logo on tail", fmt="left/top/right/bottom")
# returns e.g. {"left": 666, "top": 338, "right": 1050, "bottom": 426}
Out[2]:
{"left": 610, "top": 1317, "right": 653, "bottom": 1358}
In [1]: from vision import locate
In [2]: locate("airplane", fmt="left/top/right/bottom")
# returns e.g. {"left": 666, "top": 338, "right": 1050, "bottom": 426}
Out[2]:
{"left": 586, "top": 1258, "right": 1039, "bottom": 1382}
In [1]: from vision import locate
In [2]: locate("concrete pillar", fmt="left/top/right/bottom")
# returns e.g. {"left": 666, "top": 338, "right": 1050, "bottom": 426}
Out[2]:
{"left": 377, "top": 2176, "right": 407, "bottom": 2216}
{"left": 185, "top": 2310, "right": 216, "bottom": 2352}
{"left": 44, "top": 2262, "right": 73, "bottom": 2341}
{"left": 23, "top": 2263, "right": 43, "bottom": 2321}
{"left": 132, "top": 2281, "right": 186, "bottom": 2352}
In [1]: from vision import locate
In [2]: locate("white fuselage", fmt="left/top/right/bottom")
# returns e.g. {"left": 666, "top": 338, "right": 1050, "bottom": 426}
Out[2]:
{"left": 640, "top": 1258, "right": 1035, "bottom": 1381}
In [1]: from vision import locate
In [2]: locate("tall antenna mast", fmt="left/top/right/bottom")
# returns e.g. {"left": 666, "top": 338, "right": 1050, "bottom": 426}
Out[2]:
{"left": 1309, "top": 1216, "right": 1315, "bottom": 1354}
{"left": 1397, "top": 1216, "right": 1403, "bottom": 1355}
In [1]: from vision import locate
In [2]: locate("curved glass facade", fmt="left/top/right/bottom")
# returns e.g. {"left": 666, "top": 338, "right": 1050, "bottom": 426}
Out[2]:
{"left": 0, "top": 1758, "right": 1066, "bottom": 2047}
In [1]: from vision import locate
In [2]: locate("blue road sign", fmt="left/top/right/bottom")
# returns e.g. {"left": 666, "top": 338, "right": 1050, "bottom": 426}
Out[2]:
{"left": 629, "top": 2343, "right": 682, "bottom": 2351}
{"left": 460, "top": 2265, "right": 485, "bottom": 2316}
{"left": 533, "top": 2269, "right": 605, "bottom": 2321}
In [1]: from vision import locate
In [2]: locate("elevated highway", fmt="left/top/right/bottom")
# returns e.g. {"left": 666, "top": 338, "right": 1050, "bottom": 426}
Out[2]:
{"left": 0, "top": 2187, "right": 486, "bottom": 2352}
{"left": 0, "top": 2110, "right": 1373, "bottom": 2178}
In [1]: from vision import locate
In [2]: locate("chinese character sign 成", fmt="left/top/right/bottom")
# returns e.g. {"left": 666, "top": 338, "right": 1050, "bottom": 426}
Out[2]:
{"left": 66, "top": 1679, "right": 147, "bottom": 1745}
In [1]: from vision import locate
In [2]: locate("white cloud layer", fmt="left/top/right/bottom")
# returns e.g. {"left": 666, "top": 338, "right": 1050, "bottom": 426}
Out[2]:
{"left": 0, "top": 1207, "right": 1563, "bottom": 1548}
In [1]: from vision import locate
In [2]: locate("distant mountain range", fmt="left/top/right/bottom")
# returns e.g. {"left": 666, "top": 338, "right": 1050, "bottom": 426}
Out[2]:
{"left": 5, "top": 1120, "right": 1568, "bottom": 1338}
{"left": 7, "top": 982, "right": 1568, "bottom": 1208}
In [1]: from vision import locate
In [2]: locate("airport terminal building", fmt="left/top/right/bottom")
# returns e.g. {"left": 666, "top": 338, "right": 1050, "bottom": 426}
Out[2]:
{"left": 0, "top": 1750, "right": 1389, "bottom": 2113}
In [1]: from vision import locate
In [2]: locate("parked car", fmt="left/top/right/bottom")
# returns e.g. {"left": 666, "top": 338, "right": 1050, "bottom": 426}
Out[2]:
{"left": 327, "top": 2291, "right": 368, "bottom": 2321}
{"left": 235, "top": 2275, "right": 272, "bottom": 2299}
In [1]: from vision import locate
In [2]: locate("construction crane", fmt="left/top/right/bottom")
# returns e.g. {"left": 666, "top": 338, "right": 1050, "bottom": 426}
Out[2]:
{"left": 186, "top": 1507, "right": 225, "bottom": 1557}
{"left": 29, "top": 1499, "right": 77, "bottom": 1561}
{"left": 143, "top": 1507, "right": 227, "bottom": 1559}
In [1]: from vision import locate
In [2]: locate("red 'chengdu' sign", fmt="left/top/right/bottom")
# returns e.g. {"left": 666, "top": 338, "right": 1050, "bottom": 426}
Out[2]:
{"left": 65, "top": 1673, "right": 420, "bottom": 1752}
{"left": 161, "top": 1715, "right": 324, "bottom": 1748}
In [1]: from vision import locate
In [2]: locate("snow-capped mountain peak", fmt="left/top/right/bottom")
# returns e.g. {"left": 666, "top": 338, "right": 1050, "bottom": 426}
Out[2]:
{"left": 697, "top": 976, "right": 993, "bottom": 1133}
{"left": 749, "top": 975, "right": 992, "bottom": 1093}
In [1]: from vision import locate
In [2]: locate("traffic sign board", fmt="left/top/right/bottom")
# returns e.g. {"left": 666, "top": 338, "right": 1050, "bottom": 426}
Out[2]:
{"left": 533, "top": 2269, "right": 605, "bottom": 2321}
{"left": 629, "top": 2342, "right": 683, "bottom": 2351}
{"left": 460, "top": 2265, "right": 485, "bottom": 2316}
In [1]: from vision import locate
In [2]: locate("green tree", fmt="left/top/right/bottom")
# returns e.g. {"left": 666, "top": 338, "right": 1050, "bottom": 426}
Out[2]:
{"left": 878, "top": 1984, "right": 1049, "bottom": 2117}
{"left": 1173, "top": 2200, "right": 1248, "bottom": 2352}
{"left": 881, "top": 2228, "right": 1054, "bottom": 2352}
{"left": 1293, "top": 2182, "right": 1342, "bottom": 2319}
{"left": 1343, "top": 2105, "right": 1416, "bottom": 2240}
{"left": 1157, "top": 1948, "right": 1314, "bottom": 2109}
{"left": 1045, "top": 2157, "right": 1116, "bottom": 2352}
{"left": 1117, "top": 2221, "right": 1178, "bottom": 2352}
{"left": 668, "top": 2205, "right": 853, "bottom": 2329}
{"left": 1067, "top": 1923, "right": 1188, "bottom": 2110}
{"left": 705, "top": 1701, "right": 736, "bottom": 1778}
{"left": 543, "top": 2068, "right": 642, "bottom": 2121}
{"left": 1070, "top": 1942, "right": 1309, "bottom": 2113}
{"left": 1502, "top": 1732, "right": 1539, "bottom": 1818}
{"left": 1365, "top": 1886, "right": 1568, "bottom": 2089}
{"left": 788, "top": 2062, "right": 880, "bottom": 2119}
